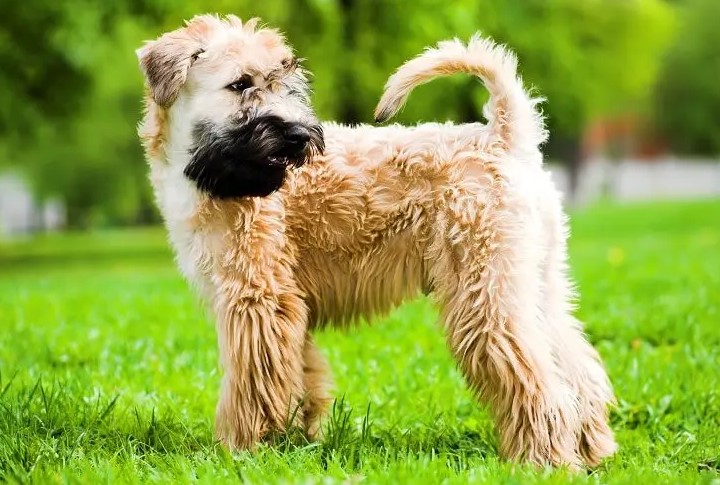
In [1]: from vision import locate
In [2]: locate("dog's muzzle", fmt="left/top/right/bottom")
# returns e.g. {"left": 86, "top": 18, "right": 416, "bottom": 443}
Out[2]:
{"left": 284, "top": 124, "right": 311, "bottom": 151}
{"left": 185, "top": 117, "right": 324, "bottom": 199}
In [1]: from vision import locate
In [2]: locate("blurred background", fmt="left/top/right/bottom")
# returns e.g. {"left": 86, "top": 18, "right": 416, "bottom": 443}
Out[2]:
{"left": 0, "top": 0, "right": 718, "bottom": 235}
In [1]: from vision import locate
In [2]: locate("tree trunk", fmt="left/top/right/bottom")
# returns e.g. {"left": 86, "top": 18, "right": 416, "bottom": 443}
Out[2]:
{"left": 548, "top": 134, "right": 584, "bottom": 203}
{"left": 565, "top": 136, "right": 583, "bottom": 200}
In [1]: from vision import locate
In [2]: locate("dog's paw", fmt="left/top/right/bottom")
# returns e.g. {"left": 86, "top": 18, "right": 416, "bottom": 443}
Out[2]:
{"left": 498, "top": 385, "right": 584, "bottom": 470}
{"left": 305, "top": 416, "right": 326, "bottom": 442}
{"left": 578, "top": 414, "right": 617, "bottom": 468}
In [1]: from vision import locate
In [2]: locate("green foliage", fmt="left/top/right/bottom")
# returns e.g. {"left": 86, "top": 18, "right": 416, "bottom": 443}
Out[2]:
{"left": 653, "top": 0, "right": 720, "bottom": 156}
{"left": 20, "top": 18, "right": 155, "bottom": 227}
{"left": 343, "top": 0, "right": 675, "bottom": 134}
{"left": 0, "top": 1, "right": 697, "bottom": 227}
{"left": 1, "top": 200, "right": 719, "bottom": 482}
{"left": 0, "top": 3, "right": 89, "bottom": 137}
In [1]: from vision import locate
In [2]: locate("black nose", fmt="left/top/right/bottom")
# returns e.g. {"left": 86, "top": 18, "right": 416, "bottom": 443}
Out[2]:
{"left": 284, "top": 124, "right": 311, "bottom": 146}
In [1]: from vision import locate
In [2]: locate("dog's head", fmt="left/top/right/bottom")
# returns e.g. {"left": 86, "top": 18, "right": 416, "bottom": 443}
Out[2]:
{"left": 136, "top": 15, "right": 324, "bottom": 199}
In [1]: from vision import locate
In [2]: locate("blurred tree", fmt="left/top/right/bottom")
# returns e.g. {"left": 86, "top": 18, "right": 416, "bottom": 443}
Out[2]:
{"left": 0, "top": 3, "right": 90, "bottom": 141}
{"left": 653, "top": 0, "right": 720, "bottom": 156}
{"left": 0, "top": 2, "right": 165, "bottom": 227}
{"left": 495, "top": 0, "right": 675, "bottom": 190}
{"left": 0, "top": 0, "right": 170, "bottom": 227}
{"left": 21, "top": 18, "right": 156, "bottom": 227}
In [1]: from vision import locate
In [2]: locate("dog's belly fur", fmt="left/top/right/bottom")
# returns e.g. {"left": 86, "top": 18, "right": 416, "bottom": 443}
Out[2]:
{"left": 292, "top": 229, "right": 427, "bottom": 328}
{"left": 285, "top": 122, "right": 500, "bottom": 328}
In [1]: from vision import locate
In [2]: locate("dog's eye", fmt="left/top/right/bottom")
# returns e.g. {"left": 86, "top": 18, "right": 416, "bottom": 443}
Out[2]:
{"left": 227, "top": 76, "right": 253, "bottom": 93}
{"left": 281, "top": 57, "right": 297, "bottom": 70}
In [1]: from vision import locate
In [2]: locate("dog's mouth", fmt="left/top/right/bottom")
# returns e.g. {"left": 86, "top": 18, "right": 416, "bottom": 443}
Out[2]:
{"left": 266, "top": 145, "right": 315, "bottom": 169}
{"left": 267, "top": 156, "right": 287, "bottom": 167}
{"left": 266, "top": 155, "right": 303, "bottom": 168}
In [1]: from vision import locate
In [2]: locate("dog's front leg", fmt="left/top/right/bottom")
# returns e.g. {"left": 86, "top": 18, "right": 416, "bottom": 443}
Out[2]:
{"left": 212, "top": 279, "right": 308, "bottom": 449}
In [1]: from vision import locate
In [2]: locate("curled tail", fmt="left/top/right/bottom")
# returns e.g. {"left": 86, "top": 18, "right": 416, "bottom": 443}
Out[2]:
{"left": 374, "top": 34, "right": 547, "bottom": 156}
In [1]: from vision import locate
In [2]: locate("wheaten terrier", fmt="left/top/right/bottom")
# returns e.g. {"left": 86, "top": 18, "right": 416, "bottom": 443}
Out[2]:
{"left": 136, "top": 14, "right": 617, "bottom": 469}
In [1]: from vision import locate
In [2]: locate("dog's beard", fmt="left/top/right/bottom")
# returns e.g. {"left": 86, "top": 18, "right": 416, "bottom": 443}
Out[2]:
{"left": 184, "top": 115, "right": 324, "bottom": 199}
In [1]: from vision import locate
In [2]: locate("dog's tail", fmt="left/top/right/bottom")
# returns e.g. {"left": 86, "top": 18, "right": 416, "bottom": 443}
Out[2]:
{"left": 374, "top": 34, "right": 547, "bottom": 155}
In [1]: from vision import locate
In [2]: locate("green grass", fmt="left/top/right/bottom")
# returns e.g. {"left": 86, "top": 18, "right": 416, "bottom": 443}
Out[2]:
{"left": 1, "top": 199, "right": 719, "bottom": 484}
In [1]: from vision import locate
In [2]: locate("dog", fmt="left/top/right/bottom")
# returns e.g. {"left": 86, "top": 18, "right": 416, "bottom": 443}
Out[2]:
{"left": 136, "top": 14, "right": 617, "bottom": 469}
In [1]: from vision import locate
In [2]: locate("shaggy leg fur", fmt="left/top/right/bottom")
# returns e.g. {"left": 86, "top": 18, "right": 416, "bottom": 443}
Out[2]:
{"left": 302, "top": 336, "right": 334, "bottom": 439}
{"left": 429, "top": 176, "right": 583, "bottom": 468}
{"left": 540, "top": 187, "right": 617, "bottom": 465}
{"left": 210, "top": 199, "right": 309, "bottom": 448}
{"left": 213, "top": 289, "right": 308, "bottom": 448}
{"left": 556, "top": 317, "right": 617, "bottom": 466}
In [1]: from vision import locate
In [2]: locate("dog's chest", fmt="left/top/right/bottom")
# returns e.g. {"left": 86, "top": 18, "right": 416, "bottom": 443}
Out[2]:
{"left": 151, "top": 163, "right": 218, "bottom": 297}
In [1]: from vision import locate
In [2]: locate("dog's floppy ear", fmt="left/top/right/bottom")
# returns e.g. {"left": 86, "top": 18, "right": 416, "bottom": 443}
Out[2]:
{"left": 136, "top": 30, "right": 205, "bottom": 108}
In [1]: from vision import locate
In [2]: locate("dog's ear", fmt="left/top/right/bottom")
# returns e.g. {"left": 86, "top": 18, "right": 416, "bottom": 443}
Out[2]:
{"left": 136, "top": 31, "right": 205, "bottom": 108}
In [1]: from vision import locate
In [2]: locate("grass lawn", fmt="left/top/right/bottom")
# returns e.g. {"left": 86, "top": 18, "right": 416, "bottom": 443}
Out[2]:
{"left": 1, "top": 199, "right": 719, "bottom": 484}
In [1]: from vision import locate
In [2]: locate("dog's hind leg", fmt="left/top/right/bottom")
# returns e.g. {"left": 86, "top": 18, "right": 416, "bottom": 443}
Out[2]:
{"left": 429, "top": 181, "right": 583, "bottom": 469}
{"left": 550, "top": 315, "right": 616, "bottom": 467}
{"left": 302, "top": 335, "right": 334, "bottom": 440}
{"left": 539, "top": 186, "right": 617, "bottom": 467}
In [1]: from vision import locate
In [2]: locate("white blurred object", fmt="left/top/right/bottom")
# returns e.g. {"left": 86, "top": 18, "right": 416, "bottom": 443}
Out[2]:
{"left": 548, "top": 158, "right": 720, "bottom": 206}
{"left": 0, "top": 172, "right": 66, "bottom": 236}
